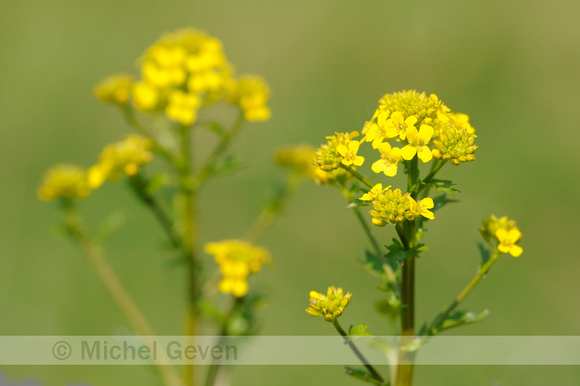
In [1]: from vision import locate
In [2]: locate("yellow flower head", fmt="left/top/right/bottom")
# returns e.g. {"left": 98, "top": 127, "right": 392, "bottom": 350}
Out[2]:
{"left": 431, "top": 113, "right": 478, "bottom": 165}
{"left": 336, "top": 140, "right": 364, "bottom": 167}
{"left": 205, "top": 239, "right": 271, "bottom": 297}
{"left": 314, "top": 131, "right": 360, "bottom": 171}
{"left": 229, "top": 75, "right": 271, "bottom": 121}
{"left": 274, "top": 144, "right": 318, "bottom": 178}
{"left": 305, "top": 286, "right": 352, "bottom": 322}
{"left": 37, "top": 164, "right": 91, "bottom": 202}
{"left": 375, "top": 90, "right": 449, "bottom": 128}
{"left": 94, "top": 74, "right": 134, "bottom": 105}
{"left": 165, "top": 90, "right": 202, "bottom": 125}
{"left": 88, "top": 135, "right": 153, "bottom": 189}
{"left": 401, "top": 124, "right": 434, "bottom": 163}
{"left": 359, "top": 183, "right": 435, "bottom": 226}
{"left": 132, "top": 82, "right": 160, "bottom": 111}
{"left": 371, "top": 142, "right": 402, "bottom": 176}
{"left": 480, "top": 215, "right": 523, "bottom": 257}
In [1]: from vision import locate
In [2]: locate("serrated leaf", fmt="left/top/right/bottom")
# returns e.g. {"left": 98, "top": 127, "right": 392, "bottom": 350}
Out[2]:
{"left": 345, "top": 367, "right": 384, "bottom": 385}
{"left": 426, "top": 179, "right": 460, "bottom": 198}
{"left": 349, "top": 324, "right": 374, "bottom": 337}
{"left": 360, "top": 250, "right": 387, "bottom": 280}
{"left": 478, "top": 241, "right": 492, "bottom": 265}
{"left": 385, "top": 239, "right": 425, "bottom": 263}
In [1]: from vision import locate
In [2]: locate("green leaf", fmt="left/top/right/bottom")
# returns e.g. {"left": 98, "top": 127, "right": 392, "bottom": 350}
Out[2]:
{"left": 376, "top": 285, "right": 403, "bottom": 310}
{"left": 197, "top": 299, "right": 227, "bottom": 325}
{"left": 426, "top": 179, "right": 460, "bottom": 197}
{"left": 146, "top": 172, "right": 172, "bottom": 194}
{"left": 431, "top": 309, "right": 490, "bottom": 335}
{"left": 360, "top": 250, "right": 387, "bottom": 280}
{"left": 478, "top": 242, "right": 492, "bottom": 265}
{"left": 349, "top": 324, "right": 374, "bottom": 337}
{"left": 206, "top": 121, "right": 226, "bottom": 135}
{"left": 432, "top": 193, "right": 459, "bottom": 212}
{"left": 344, "top": 367, "right": 385, "bottom": 385}
{"left": 385, "top": 239, "right": 425, "bottom": 263}
{"left": 214, "top": 155, "right": 244, "bottom": 176}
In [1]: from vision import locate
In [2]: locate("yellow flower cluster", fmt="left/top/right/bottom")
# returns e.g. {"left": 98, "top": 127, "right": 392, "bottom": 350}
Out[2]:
{"left": 95, "top": 29, "right": 271, "bottom": 125}
{"left": 37, "top": 164, "right": 91, "bottom": 202}
{"left": 359, "top": 183, "right": 434, "bottom": 227}
{"left": 305, "top": 286, "right": 352, "bottom": 323}
{"left": 88, "top": 135, "right": 153, "bottom": 189}
{"left": 228, "top": 75, "right": 271, "bottom": 121}
{"left": 204, "top": 239, "right": 270, "bottom": 297}
{"left": 480, "top": 215, "right": 523, "bottom": 257}
{"left": 314, "top": 131, "right": 363, "bottom": 171}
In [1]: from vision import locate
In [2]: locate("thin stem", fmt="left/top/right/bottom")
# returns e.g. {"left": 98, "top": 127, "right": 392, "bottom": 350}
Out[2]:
{"left": 61, "top": 202, "right": 182, "bottom": 386}
{"left": 353, "top": 206, "right": 397, "bottom": 285}
{"left": 340, "top": 164, "right": 374, "bottom": 189}
{"left": 333, "top": 320, "right": 385, "bottom": 384}
{"left": 422, "top": 250, "right": 501, "bottom": 337}
{"left": 244, "top": 173, "right": 301, "bottom": 243}
{"left": 195, "top": 113, "right": 245, "bottom": 188}
{"left": 416, "top": 160, "right": 447, "bottom": 196}
{"left": 127, "top": 175, "right": 183, "bottom": 252}
{"left": 204, "top": 297, "right": 243, "bottom": 386}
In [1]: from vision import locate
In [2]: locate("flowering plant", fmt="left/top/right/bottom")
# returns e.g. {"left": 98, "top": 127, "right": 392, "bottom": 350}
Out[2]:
{"left": 304, "top": 90, "right": 523, "bottom": 385}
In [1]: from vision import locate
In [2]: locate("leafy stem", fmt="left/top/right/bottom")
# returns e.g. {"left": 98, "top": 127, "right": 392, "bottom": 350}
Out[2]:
{"left": 333, "top": 319, "right": 385, "bottom": 384}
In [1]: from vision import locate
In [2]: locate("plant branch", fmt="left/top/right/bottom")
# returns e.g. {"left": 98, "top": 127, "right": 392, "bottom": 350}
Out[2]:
{"left": 333, "top": 320, "right": 385, "bottom": 384}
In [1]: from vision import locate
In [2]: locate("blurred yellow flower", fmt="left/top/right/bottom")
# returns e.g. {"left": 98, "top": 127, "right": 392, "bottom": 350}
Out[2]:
{"left": 37, "top": 164, "right": 91, "bottom": 202}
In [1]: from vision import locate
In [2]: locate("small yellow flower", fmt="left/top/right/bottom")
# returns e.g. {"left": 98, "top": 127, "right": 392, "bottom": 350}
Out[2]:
{"left": 37, "top": 164, "right": 91, "bottom": 202}
{"left": 496, "top": 228, "right": 523, "bottom": 257}
{"left": 228, "top": 75, "right": 271, "bottom": 121}
{"left": 408, "top": 197, "right": 435, "bottom": 220}
{"left": 336, "top": 140, "right": 364, "bottom": 167}
{"left": 94, "top": 74, "right": 133, "bottom": 105}
{"left": 314, "top": 131, "right": 360, "bottom": 171}
{"left": 205, "top": 239, "right": 270, "bottom": 297}
{"left": 89, "top": 135, "right": 153, "bottom": 188}
{"left": 384, "top": 112, "right": 417, "bottom": 142}
{"left": 132, "top": 82, "right": 159, "bottom": 111}
{"left": 432, "top": 113, "right": 478, "bottom": 165}
{"left": 371, "top": 142, "right": 402, "bottom": 176}
{"left": 305, "top": 286, "right": 352, "bottom": 322}
{"left": 165, "top": 90, "right": 202, "bottom": 125}
{"left": 401, "top": 124, "right": 434, "bottom": 163}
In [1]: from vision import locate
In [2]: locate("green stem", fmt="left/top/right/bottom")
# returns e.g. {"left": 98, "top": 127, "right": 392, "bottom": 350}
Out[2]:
{"left": 423, "top": 249, "right": 501, "bottom": 337}
{"left": 204, "top": 297, "right": 243, "bottom": 386}
{"left": 333, "top": 320, "right": 385, "bottom": 384}
{"left": 340, "top": 164, "right": 374, "bottom": 189}
{"left": 195, "top": 113, "right": 245, "bottom": 188}
{"left": 61, "top": 201, "right": 183, "bottom": 386}
{"left": 416, "top": 160, "right": 447, "bottom": 196}
{"left": 177, "top": 124, "right": 198, "bottom": 386}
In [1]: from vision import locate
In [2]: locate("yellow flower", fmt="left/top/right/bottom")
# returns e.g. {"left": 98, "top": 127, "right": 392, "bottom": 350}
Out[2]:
{"left": 132, "top": 82, "right": 159, "bottom": 111}
{"left": 377, "top": 90, "right": 449, "bottom": 128}
{"left": 94, "top": 74, "right": 133, "bottom": 105}
{"left": 384, "top": 112, "right": 417, "bottom": 142}
{"left": 371, "top": 142, "right": 402, "bottom": 176}
{"left": 432, "top": 113, "right": 478, "bottom": 165}
{"left": 228, "top": 75, "right": 271, "bottom": 121}
{"left": 314, "top": 131, "right": 360, "bottom": 171}
{"left": 337, "top": 140, "right": 364, "bottom": 167}
{"left": 165, "top": 90, "right": 201, "bottom": 125}
{"left": 89, "top": 135, "right": 153, "bottom": 188}
{"left": 401, "top": 124, "right": 434, "bottom": 163}
{"left": 37, "top": 164, "right": 91, "bottom": 202}
{"left": 408, "top": 197, "right": 435, "bottom": 220}
{"left": 496, "top": 228, "right": 523, "bottom": 257}
{"left": 205, "top": 239, "right": 270, "bottom": 297}
{"left": 305, "top": 286, "right": 352, "bottom": 323}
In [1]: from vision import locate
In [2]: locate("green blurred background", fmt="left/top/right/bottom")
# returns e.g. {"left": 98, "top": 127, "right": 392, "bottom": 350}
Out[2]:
{"left": 2, "top": 0, "right": 580, "bottom": 384}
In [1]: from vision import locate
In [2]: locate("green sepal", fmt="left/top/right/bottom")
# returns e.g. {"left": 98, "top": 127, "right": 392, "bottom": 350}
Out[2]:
{"left": 425, "top": 179, "right": 460, "bottom": 197}
{"left": 385, "top": 239, "right": 426, "bottom": 263}
{"left": 344, "top": 367, "right": 385, "bottom": 385}
{"left": 349, "top": 324, "right": 374, "bottom": 337}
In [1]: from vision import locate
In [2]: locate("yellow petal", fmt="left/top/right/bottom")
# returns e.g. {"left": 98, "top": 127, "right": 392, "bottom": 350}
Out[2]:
{"left": 510, "top": 245, "right": 523, "bottom": 257}
{"left": 418, "top": 147, "right": 433, "bottom": 163}
{"left": 400, "top": 145, "right": 417, "bottom": 160}
{"left": 419, "top": 124, "right": 434, "bottom": 142}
